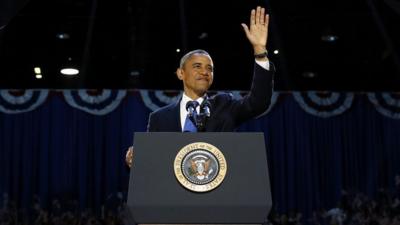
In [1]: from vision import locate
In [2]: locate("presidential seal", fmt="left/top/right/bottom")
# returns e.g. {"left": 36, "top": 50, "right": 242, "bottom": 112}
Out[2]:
{"left": 174, "top": 142, "right": 227, "bottom": 192}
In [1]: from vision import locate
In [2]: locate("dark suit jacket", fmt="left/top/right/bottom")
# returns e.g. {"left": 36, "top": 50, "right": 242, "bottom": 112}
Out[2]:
{"left": 147, "top": 62, "right": 275, "bottom": 132}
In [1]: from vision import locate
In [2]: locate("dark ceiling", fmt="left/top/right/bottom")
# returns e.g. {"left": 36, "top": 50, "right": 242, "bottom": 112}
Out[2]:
{"left": 0, "top": 0, "right": 400, "bottom": 91}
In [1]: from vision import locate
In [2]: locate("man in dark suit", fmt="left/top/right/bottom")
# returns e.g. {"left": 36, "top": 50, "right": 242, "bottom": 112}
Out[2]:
{"left": 126, "top": 6, "right": 274, "bottom": 167}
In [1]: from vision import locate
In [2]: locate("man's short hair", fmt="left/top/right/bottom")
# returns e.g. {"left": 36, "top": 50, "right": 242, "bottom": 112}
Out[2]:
{"left": 179, "top": 49, "right": 211, "bottom": 69}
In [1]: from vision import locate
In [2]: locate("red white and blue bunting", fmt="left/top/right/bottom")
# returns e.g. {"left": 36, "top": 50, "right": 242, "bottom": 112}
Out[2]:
{"left": 63, "top": 89, "right": 127, "bottom": 115}
{"left": 293, "top": 91, "right": 354, "bottom": 118}
{"left": 0, "top": 89, "right": 49, "bottom": 114}
{"left": 1, "top": 90, "right": 400, "bottom": 119}
{"left": 367, "top": 92, "right": 400, "bottom": 119}
{"left": 140, "top": 90, "right": 182, "bottom": 111}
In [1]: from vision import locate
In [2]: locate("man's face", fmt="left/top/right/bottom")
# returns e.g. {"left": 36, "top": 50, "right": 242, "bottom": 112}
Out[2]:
{"left": 177, "top": 54, "right": 214, "bottom": 98}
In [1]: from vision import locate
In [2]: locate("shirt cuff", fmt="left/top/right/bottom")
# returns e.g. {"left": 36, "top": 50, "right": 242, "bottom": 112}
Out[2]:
{"left": 255, "top": 60, "right": 270, "bottom": 71}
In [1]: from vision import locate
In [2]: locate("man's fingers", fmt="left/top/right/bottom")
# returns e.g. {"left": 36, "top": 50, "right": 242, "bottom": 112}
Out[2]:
{"left": 241, "top": 23, "right": 250, "bottom": 37}
{"left": 260, "top": 7, "right": 265, "bottom": 25}
{"left": 250, "top": 9, "right": 256, "bottom": 25}
{"left": 126, "top": 148, "right": 132, "bottom": 157}
{"left": 252, "top": 6, "right": 268, "bottom": 26}
{"left": 265, "top": 14, "right": 269, "bottom": 28}
{"left": 256, "top": 6, "right": 261, "bottom": 25}
{"left": 126, "top": 147, "right": 134, "bottom": 167}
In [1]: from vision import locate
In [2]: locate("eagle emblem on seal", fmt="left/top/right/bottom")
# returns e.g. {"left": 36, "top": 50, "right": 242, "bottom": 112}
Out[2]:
{"left": 189, "top": 156, "right": 213, "bottom": 180}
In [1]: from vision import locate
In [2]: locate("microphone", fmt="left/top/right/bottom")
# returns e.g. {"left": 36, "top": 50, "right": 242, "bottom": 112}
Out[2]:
{"left": 201, "top": 99, "right": 211, "bottom": 118}
{"left": 186, "top": 101, "right": 199, "bottom": 118}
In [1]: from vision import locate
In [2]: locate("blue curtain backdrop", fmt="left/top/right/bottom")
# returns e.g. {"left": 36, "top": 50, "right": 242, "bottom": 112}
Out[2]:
{"left": 0, "top": 90, "right": 400, "bottom": 218}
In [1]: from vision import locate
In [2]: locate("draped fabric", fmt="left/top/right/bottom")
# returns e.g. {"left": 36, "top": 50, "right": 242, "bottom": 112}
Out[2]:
{"left": 239, "top": 96, "right": 400, "bottom": 216}
{"left": 0, "top": 91, "right": 150, "bottom": 211}
{"left": 1, "top": 90, "right": 400, "bottom": 219}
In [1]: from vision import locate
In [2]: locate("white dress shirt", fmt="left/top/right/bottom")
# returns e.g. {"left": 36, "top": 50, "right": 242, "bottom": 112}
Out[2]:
{"left": 180, "top": 93, "right": 205, "bottom": 131}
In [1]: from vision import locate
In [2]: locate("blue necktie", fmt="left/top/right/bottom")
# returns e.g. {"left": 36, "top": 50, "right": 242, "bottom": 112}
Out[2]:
{"left": 183, "top": 114, "right": 197, "bottom": 132}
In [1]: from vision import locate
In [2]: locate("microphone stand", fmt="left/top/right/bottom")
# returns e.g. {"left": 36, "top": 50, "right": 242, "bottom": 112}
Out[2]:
{"left": 186, "top": 99, "right": 211, "bottom": 132}
{"left": 196, "top": 99, "right": 211, "bottom": 132}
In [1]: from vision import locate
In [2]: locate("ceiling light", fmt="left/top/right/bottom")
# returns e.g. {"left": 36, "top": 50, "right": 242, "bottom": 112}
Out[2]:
{"left": 60, "top": 68, "right": 79, "bottom": 76}
{"left": 61, "top": 57, "right": 79, "bottom": 76}
{"left": 56, "top": 33, "right": 70, "bottom": 40}
{"left": 321, "top": 35, "right": 338, "bottom": 42}
{"left": 130, "top": 70, "right": 140, "bottom": 76}
{"left": 321, "top": 27, "right": 338, "bottom": 43}
{"left": 34, "top": 67, "right": 41, "bottom": 74}
{"left": 273, "top": 50, "right": 279, "bottom": 55}
{"left": 198, "top": 32, "right": 208, "bottom": 39}
{"left": 34, "top": 67, "right": 43, "bottom": 79}
{"left": 302, "top": 71, "right": 317, "bottom": 78}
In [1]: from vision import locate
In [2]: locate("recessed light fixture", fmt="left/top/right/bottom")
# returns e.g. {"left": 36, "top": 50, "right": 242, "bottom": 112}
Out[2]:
{"left": 130, "top": 70, "right": 141, "bottom": 76}
{"left": 34, "top": 67, "right": 43, "bottom": 79}
{"left": 56, "top": 33, "right": 70, "bottom": 40}
{"left": 302, "top": 71, "right": 317, "bottom": 78}
{"left": 34, "top": 67, "right": 41, "bottom": 74}
{"left": 61, "top": 57, "right": 79, "bottom": 76}
{"left": 198, "top": 32, "right": 208, "bottom": 40}
{"left": 321, "top": 35, "right": 338, "bottom": 42}
{"left": 60, "top": 68, "right": 79, "bottom": 76}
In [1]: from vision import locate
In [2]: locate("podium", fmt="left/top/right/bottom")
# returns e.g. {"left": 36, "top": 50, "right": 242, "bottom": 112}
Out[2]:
{"left": 127, "top": 132, "right": 272, "bottom": 224}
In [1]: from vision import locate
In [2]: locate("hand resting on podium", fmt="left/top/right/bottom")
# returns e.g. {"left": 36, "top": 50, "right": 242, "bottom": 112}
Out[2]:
{"left": 125, "top": 146, "right": 134, "bottom": 168}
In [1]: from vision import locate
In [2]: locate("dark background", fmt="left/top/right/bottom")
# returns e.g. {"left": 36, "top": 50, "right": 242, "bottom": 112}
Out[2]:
{"left": 1, "top": 1, "right": 400, "bottom": 223}
{"left": 0, "top": 0, "right": 400, "bottom": 90}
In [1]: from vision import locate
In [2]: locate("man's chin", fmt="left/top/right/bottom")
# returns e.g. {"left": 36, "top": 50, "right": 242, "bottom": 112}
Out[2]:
{"left": 194, "top": 88, "right": 209, "bottom": 95}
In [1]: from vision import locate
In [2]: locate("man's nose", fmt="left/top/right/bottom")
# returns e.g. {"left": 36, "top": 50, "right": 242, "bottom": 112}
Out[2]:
{"left": 199, "top": 68, "right": 209, "bottom": 76}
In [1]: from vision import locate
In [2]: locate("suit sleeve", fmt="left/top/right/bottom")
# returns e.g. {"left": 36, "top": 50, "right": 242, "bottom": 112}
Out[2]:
{"left": 146, "top": 112, "right": 158, "bottom": 132}
{"left": 232, "top": 62, "right": 275, "bottom": 124}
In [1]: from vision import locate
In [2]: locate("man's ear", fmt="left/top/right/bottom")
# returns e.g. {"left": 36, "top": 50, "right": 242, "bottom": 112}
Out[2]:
{"left": 176, "top": 68, "right": 183, "bottom": 80}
